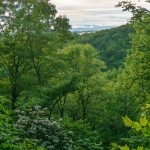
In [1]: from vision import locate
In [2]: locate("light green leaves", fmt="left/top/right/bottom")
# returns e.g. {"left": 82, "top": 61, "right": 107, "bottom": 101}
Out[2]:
{"left": 123, "top": 115, "right": 148, "bottom": 131}
{"left": 132, "top": 122, "right": 142, "bottom": 131}
{"left": 122, "top": 115, "right": 133, "bottom": 127}
{"left": 120, "top": 145, "right": 130, "bottom": 150}
{"left": 145, "top": 104, "right": 150, "bottom": 109}
{"left": 111, "top": 143, "right": 130, "bottom": 150}
{"left": 111, "top": 142, "right": 118, "bottom": 150}
{"left": 137, "top": 146, "right": 144, "bottom": 150}
{"left": 120, "top": 146, "right": 144, "bottom": 150}
{"left": 111, "top": 144, "right": 145, "bottom": 150}
{"left": 140, "top": 116, "right": 148, "bottom": 127}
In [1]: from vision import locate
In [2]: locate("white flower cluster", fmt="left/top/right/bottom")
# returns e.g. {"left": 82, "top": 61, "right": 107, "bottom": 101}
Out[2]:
{"left": 15, "top": 106, "right": 73, "bottom": 150}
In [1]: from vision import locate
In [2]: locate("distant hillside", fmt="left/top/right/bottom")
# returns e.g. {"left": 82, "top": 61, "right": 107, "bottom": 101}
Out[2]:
{"left": 70, "top": 25, "right": 114, "bottom": 33}
{"left": 75, "top": 24, "right": 133, "bottom": 69}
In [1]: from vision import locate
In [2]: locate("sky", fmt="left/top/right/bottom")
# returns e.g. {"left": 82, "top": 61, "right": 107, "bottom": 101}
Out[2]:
{"left": 51, "top": 0, "right": 150, "bottom": 28}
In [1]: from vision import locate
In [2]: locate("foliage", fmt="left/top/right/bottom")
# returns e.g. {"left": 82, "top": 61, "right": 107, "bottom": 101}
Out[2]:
{"left": 0, "top": 97, "right": 46, "bottom": 150}
{"left": 14, "top": 106, "right": 73, "bottom": 150}
{"left": 64, "top": 118, "right": 104, "bottom": 150}
{"left": 111, "top": 104, "right": 150, "bottom": 150}
{"left": 102, "top": 1, "right": 150, "bottom": 144}
{"left": 0, "top": 0, "right": 72, "bottom": 109}
{"left": 41, "top": 44, "right": 107, "bottom": 121}
{"left": 0, "top": 0, "right": 150, "bottom": 149}
{"left": 0, "top": 96, "right": 14, "bottom": 149}
{"left": 75, "top": 25, "right": 133, "bottom": 69}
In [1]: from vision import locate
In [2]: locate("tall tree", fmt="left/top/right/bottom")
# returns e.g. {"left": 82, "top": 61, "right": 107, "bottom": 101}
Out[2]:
{"left": 115, "top": 0, "right": 150, "bottom": 112}
{"left": 0, "top": 0, "right": 72, "bottom": 109}
{"left": 103, "top": 0, "right": 150, "bottom": 142}
{"left": 58, "top": 44, "right": 107, "bottom": 120}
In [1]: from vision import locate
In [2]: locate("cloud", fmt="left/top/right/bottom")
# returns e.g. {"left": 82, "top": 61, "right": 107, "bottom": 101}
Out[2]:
{"left": 51, "top": 0, "right": 150, "bottom": 26}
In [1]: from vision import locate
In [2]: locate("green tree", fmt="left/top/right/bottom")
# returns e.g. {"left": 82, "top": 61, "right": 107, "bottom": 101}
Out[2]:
{"left": 95, "top": 1, "right": 150, "bottom": 145}
{"left": 54, "top": 15, "right": 73, "bottom": 44}
{"left": 58, "top": 44, "right": 107, "bottom": 120}
{"left": 103, "top": 0, "right": 150, "bottom": 144}
{"left": 0, "top": 0, "right": 72, "bottom": 109}
{"left": 115, "top": 0, "right": 150, "bottom": 116}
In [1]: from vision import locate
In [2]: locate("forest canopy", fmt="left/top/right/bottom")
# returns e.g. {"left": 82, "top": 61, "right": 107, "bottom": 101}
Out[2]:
{"left": 0, "top": 0, "right": 150, "bottom": 150}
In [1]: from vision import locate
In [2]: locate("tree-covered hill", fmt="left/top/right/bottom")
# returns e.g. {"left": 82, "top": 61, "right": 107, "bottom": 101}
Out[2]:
{"left": 76, "top": 25, "right": 134, "bottom": 69}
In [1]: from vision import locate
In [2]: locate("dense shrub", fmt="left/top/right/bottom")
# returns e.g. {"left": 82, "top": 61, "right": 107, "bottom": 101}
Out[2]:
{"left": 14, "top": 106, "right": 73, "bottom": 150}
{"left": 111, "top": 104, "right": 150, "bottom": 150}
{"left": 0, "top": 97, "right": 15, "bottom": 149}
{"left": 64, "top": 118, "right": 104, "bottom": 150}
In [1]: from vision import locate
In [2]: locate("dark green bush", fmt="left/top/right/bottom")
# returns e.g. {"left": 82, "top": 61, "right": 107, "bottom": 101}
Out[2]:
{"left": 64, "top": 118, "right": 104, "bottom": 150}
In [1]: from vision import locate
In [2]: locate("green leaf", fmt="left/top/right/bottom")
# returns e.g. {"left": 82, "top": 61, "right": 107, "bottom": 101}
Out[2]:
{"left": 145, "top": 104, "right": 150, "bottom": 108}
{"left": 140, "top": 116, "right": 148, "bottom": 127}
{"left": 37, "top": 147, "right": 45, "bottom": 150}
{"left": 137, "top": 146, "right": 144, "bottom": 150}
{"left": 122, "top": 115, "right": 133, "bottom": 127}
{"left": 111, "top": 142, "right": 118, "bottom": 148}
{"left": 120, "top": 145, "right": 130, "bottom": 150}
{"left": 132, "top": 122, "right": 142, "bottom": 131}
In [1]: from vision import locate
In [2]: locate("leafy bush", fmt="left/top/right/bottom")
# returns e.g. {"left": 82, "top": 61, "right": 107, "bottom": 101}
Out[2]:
{"left": 64, "top": 118, "right": 104, "bottom": 150}
{"left": 111, "top": 104, "right": 150, "bottom": 150}
{"left": 0, "top": 96, "right": 15, "bottom": 149}
{"left": 0, "top": 97, "right": 45, "bottom": 150}
{"left": 14, "top": 106, "right": 73, "bottom": 150}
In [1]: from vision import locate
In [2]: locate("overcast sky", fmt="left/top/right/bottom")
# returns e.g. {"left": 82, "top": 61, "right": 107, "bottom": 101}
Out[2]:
{"left": 51, "top": 0, "right": 149, "bottom": 27}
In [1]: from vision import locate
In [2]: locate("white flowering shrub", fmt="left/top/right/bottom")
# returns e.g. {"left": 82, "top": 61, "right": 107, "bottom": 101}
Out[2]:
{"left": 14, "top": 106, "right": 73, "bottom": 150}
